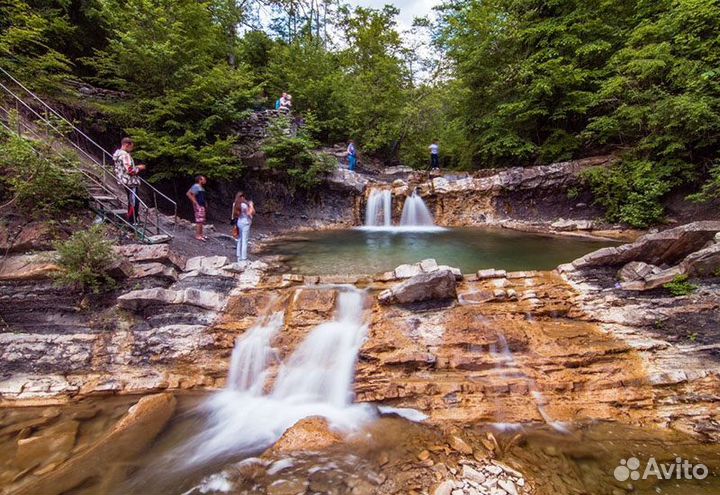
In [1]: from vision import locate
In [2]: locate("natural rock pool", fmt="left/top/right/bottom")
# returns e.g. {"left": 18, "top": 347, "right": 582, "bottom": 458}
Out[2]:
{"left": 264, "top": 227, "right": 618, "bottom": 275}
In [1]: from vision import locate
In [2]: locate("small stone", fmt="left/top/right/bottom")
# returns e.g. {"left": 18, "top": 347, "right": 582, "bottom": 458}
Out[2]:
{"left": 498, "top": 479, "right": 518, "bottom": 495}
{"left": 449, "top": 435, "right": 473, "bottom": 455}
{"left": 462, "top": 465, "right": 486, "bottom": 484}
{"left": 418, "top": 450, "right": 431, "bottom": 461}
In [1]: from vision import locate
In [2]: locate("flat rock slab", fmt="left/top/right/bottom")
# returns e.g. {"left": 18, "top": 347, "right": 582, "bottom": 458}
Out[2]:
{"left": 0, "top": 255, "right": 60, "bottom": 281}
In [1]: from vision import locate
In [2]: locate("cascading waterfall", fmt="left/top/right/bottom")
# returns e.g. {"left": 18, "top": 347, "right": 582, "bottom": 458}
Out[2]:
{"left": 179, "top": 289, "right": 376, "bottom": 468}
{"left": 400, "top": 191, "right": 436, "bottom": 227}
{"left": 364, "top": 189, "right": 392, "bottom": 227}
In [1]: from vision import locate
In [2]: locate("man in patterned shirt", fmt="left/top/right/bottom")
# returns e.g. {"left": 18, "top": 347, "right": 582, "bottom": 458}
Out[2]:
{"left": 113, "top": 137, "right": 145, "bottom": 224}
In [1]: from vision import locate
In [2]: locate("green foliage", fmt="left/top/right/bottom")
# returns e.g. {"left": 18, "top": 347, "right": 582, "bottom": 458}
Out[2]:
{"left": 663, "top": 274, "right": 698, "bottom": 297}
{"left": 262, "top": 114, "right": 336, "bottom": 192}
{"left": 0, "top": 133, "right": 86, "bottom": 216}
{"left": 581, "top": 159, "right": 691, "bottom": 227}
{"left": 53, "top": 225, "right": 118, "bottom": 293}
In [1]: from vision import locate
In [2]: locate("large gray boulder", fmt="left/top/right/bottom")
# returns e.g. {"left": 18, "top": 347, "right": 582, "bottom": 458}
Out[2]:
{"left": 379, "top": 269, "right": 457, "bottom": 305}
{"left": 571, "top": 221, "right": 720, "bottom": 269}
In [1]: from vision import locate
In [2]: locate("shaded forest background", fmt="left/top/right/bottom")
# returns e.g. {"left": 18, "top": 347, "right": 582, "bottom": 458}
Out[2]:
{"left": 1, "top": 0, "right": 719, "bottom": 227}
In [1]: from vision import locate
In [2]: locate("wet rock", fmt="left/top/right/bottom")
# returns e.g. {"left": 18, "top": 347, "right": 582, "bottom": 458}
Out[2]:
{"left": 266, "top": 478, "right": 309, "bottom": 495}
{"left": 379, "top": 269, "right": 457, "bottom": 305}
{"left": 449, "top": 435, "right": 473, "bottom": 455}
{"left": 15, "top": 420, "right": 79, "bottom": 470}
{"left": 14, "top": 393, "right": 176, "bottom": 495}
{"left": 266, "top": 417, "right": 343, "bottom": 456}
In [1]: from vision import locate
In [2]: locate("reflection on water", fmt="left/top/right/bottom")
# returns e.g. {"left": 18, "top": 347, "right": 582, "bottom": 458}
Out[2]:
{"left": 266, "top": 227, "right": 617, "bottom": 275}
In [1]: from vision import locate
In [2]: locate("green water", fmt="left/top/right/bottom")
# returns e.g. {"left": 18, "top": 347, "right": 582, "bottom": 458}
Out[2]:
{"left": 266, "top": 227, "right": 617, "bottom": 275}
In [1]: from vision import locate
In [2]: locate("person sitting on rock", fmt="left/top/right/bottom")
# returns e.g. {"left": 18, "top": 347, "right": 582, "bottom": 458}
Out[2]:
{"left": 275, "top": 92, "right": 287, "bottom": 110}
{"left": 280, "top": 94, "right": 293, "bottom": 113}
{"left": 187, "top": 175, "right": 208, "bottom": 242}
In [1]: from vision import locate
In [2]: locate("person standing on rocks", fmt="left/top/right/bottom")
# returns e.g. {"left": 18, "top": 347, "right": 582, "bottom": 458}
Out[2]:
{"left": 429, "top": 139, "right": 440, "bottom": 169}
{"left": 347, "top": 140, "right": 358, "bottom": 172}
{"left": 113, "top": 137, "right": 145, "bottom": 224}
{"left": 233, "top": 191, "right": 255, "bottom": 261}
{"left": 187, "top": 176, "right": 208, "bottom": 242}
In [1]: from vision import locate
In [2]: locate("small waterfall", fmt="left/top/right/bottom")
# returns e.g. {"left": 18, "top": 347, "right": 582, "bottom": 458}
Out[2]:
{"left": 179, "top": 288, "right": 376, "bottom": 468}
{"left": 400, "top": 191, "right": 435, "bottom": 227}
{"left": 227, "top": 312, "right": 284, "bottom": 395}
{"left": 364, "top": 189, "right": 392, "bottom": 227}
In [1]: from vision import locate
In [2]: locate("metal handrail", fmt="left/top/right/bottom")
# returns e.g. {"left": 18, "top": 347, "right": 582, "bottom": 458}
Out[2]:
{"left": 0, "top": 66, "right": 177, "bottom": 232}
{"left": 0, "top": 106, "right": 154, "bottom": 238}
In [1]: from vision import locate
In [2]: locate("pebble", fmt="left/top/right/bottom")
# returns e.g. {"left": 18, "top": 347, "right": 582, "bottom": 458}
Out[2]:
{"left": 418, "top": 450, "right": 431, "bottom": 461}
{"left": 485, "top": 465, "right": 503, "bottom": 476}
{"left": 498, "top": 479, "right": 518, "bottom": 495}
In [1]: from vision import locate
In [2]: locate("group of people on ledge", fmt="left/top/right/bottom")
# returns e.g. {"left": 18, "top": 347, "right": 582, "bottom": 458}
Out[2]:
{"left": 112, "top": 131, "right": 441, "bottom": 261}
{"left": 344, "top": 138, "right": 441, "bottom": 171}
{"left": 113, "top": 137, "right": 255, "bottom": 262}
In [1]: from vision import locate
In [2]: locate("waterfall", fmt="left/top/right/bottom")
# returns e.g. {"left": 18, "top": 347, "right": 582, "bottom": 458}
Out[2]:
{"left": 364, "top": 189, "right": 392, "bottom": 227}
{"left": 400, "top": 191, "right": 435, "bottom": 227}
{"left": 180, "top": 288, "right": 376, "bottom": 468}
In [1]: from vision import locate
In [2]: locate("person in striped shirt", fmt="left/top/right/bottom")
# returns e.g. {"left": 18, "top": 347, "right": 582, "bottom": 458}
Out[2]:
{"left": 113, "top": 137, "right": 145, "bottom": 224}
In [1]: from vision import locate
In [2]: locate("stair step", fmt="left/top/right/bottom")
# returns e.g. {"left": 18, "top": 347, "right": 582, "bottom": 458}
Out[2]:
{"left": 144, "top": 234, "right": 172, "bottom": 244}
{"left": 91, "top": 195, "right": 119, "bottom": 202}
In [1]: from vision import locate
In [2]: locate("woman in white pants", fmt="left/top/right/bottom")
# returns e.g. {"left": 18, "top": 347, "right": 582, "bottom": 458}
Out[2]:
{"left": 232, "top": 192, "right": 255, "bottom": 261}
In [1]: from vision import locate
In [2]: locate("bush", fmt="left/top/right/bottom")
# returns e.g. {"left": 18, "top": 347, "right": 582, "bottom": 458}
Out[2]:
{"left": 263, "top": 114, "right": 336, "bottom": 193}
{"left": 53, "top": 225, "right": 119, "bottom": 293}
{"left": 663, "top": 275, "right": 697, "bottom": 297}
{"left": 0, "top": 133, "right": 86, "bottom": 216}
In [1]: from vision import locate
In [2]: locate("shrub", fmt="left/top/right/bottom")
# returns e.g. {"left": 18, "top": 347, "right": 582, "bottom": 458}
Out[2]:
{"left": 53, "top": 225, "right": 119, "bottom": 293}
{"left": 663, "top": 275, "right": 697, "bottom": 297}
{"left": 0, "top": 134, "right": 86, "bottom": 216}
{"left": 263, "top": 113, "right": 336, "bottom": 193}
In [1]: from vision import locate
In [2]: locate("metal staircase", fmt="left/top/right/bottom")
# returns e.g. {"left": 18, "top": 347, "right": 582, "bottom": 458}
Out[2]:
{"left": 0, "top": 67, "right": 177, "bottom": 244}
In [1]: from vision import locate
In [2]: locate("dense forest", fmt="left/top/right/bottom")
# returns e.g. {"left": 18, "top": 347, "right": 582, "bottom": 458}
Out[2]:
{"left": 1, "top": 0, "right": 719, "bottom": 227}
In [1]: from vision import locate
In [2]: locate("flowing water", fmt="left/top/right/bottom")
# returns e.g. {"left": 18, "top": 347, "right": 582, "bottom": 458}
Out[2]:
{"left": 364, "top": 189, "right": 393, "bottom": 228}
{"left": 266, "top": 227, "right": 618, "bottom": 275}
{"left": 400, "top": 191, "right": 436, "bottom": 227}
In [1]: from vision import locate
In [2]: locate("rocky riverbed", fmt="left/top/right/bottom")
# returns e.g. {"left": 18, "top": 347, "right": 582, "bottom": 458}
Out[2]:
{"left": 0, "top": 219, "right": 719, "bottom": 494}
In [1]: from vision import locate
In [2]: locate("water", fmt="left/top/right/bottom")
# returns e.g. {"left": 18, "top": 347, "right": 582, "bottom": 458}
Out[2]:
{"left": 175, "top": 289, "right": 376, "bottom": 469}
{"left": 364, "top": 189, "right": 392, "bottom": 227}
{"left": 400, "top": 191, "right": 435, "bottom": 227}
{"left": 267, "top": 227, "right": 617, "bottom": 275}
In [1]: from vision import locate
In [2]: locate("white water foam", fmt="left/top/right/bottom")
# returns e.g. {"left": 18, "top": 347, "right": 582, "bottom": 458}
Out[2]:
{"left": 180, "top": 290, "right": 377, "bottom": 468}
{"left": 400, "top": 191, "right": 436, "bottom": 227}
{"left": 365, "top": 189, "right": 393, "bottom": 227}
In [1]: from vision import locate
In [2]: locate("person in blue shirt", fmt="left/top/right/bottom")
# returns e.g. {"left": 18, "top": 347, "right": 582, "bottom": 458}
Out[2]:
{"left": 429, "top": 139, "right": 440, "bottom": 169}
{"left": 275, "top": 92, "right": 287, "bottom": 110}
{"left": 347, "top": 140, "right": 358, "bottom": 171}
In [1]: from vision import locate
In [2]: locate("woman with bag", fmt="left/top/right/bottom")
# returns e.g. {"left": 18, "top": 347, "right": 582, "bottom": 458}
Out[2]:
{"left": 232, "top": 192, "right": 255, "bottom": 261}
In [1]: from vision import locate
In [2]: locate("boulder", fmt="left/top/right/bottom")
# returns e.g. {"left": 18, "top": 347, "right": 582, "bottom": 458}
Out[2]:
{"left": 617, "top": 261, "right": 661, "bottom": 283}
{"left": 113, "top": 244, "right": 186, "bottom": 270}
{"left": 106, "top": 257, "right": 135, "bottom": 280}
{"left": 265, "top": 417, "right": 342, "bottom": 456}
{"left": 681, "top": 243, "right": 720, "bottom": 277}
{"left": 0, "top": 221, "right": 56, "bottom": 253}
{"left": 572, "top": 221, "right": 720, "bottom": 269}
{"left": 379, "top": 269, "right": 457, "bottom": 305}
